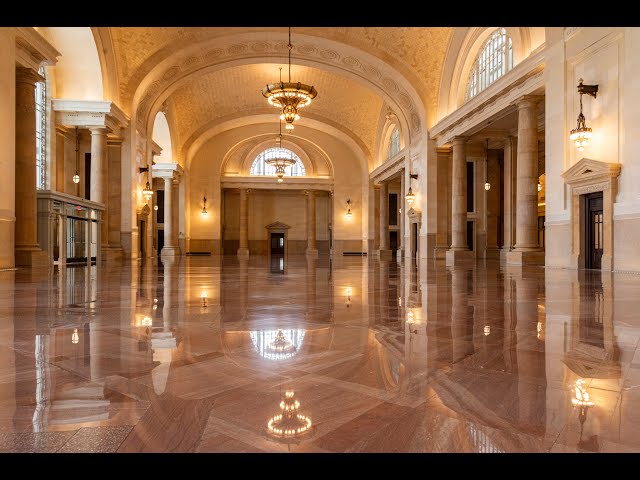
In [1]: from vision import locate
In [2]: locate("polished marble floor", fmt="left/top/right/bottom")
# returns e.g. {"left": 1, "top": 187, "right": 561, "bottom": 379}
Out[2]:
{"left": 0, "top": 255, "right": 639, "bottom": 453}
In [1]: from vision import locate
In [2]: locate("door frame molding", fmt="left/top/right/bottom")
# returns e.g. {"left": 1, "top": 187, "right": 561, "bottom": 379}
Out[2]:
{"left": 265, "top": 221, "right": 291, "bottom": 262}
{"left": 562, "top": 158, "right": 621, "bottom": 271}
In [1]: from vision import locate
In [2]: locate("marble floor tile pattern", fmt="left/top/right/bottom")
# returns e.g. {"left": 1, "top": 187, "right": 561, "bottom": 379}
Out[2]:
{"left": 0, "top": 254, "right": 638, "bottom": 453}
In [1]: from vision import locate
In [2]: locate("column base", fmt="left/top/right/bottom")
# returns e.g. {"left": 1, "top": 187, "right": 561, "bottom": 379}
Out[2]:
{"left": 161, "top": 246, "right": 181, "bottom": 257}
{"left": 237, "top": 248, "right": 249, "bottom": 257}
{"left": 485, "top": 246, "right": 501, "bottom": 260}
{"left": 15, "top": 246, "right": 48, "bottom": 267}
{"left": 500, "top": 248, "right": 511, "bottom": 264}
{"left": 433, "top": 245, "right": 449, "bottom": 260}
{"left": 445, "top": 249, "right": 473, "bottom": 266}
{"left": 506, "top": 249, "right": 545, "bottom": 266}
{"left": 305, "top": 248, "right": 318, "bottom": 258}
{"left": 377, "top": 249, "right": 392, "bottom": 259}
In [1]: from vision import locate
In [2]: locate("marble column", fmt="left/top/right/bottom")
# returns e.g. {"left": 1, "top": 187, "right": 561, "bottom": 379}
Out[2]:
{"left": 0, "top": 29, "right": 16, "bottom": 269}
{"left": 508, "top": 96, "right": 544, "bottom": 266}
{"left": 434, "top": 148, "right": 451, "bottom": 259}
{"left": 485, "top": 148, "right": 501, "bottom": 259}
{"left": 161, "top": 176, "right": 180, "bottom": 257}
{"left": 501, "top": 136, "right": 517, "bottom": 263}
{"left": 379, "top": 182, "right": 391, "bottom": 258}
{"left": 237, "top": 188, "right": 249, "bottom": 256}
{"left": 398, "top": 171, "right": 405, "bottom": 258}
{"left": 373, "top": 184, "right": 380, "bottom": 251}
{"left": 446, "top": 136, "right": 472, "bottom": 265}
{"left": 90, "top": 127, "right": 109, "bottom": 259}
{"left": 15, "top": 67, "right": 47, "bottom": 267}
{"left": 171, "top": 179, "right": 179, "bottom": 249}
{"left": 306, "top": 190, "right": 318, "bottom": 257}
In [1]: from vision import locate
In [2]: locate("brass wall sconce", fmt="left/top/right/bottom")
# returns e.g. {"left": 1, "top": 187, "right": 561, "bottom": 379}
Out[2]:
{"left": 345, "top": 199, "right": 353, "bottom": 219}
{"left": 570, "top": 78, "right": 599, "bottom": 151}
{"left": 484, "top": 138, "right": 491, "bottom": 191}
{"left": 201, "top": 195, "right": 208, "bottom": 217}
{"left": 405, "top": 173, "right": 418, "bottom": 206}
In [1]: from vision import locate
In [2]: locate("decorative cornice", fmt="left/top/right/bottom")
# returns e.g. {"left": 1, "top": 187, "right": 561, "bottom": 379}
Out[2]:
{"left": 53, "top": 99, "right": 130, "bottom": 131}
{"left": 152, "top": 162, "right": 183, "bottom": 179}
{"left": 370, "top": 153, "right": 405, "bottom": 184}
{"left": 15, "top": 27, "right": 60, "bottom": 72}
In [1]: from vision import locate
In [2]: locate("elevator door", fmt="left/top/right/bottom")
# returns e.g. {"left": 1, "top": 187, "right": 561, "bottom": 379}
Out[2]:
{"left": 586, "top": 192, "right": 603, "bottom": 269}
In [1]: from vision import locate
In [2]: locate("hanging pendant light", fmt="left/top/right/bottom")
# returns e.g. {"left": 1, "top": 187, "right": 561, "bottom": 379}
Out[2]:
{"left": 262, "top": 27, "right": 318, "bottom": 130}
{"left": 569, "top": 79, "right": 599, "bottom": 151}
{"left": 265, "top": 120, "right": 297, "bottom": 183}
{"left": 484, "top": 138, "right": 491, "bottom": 191}
{"left": 72, "top": 127, "right": 80, "bottom": 184}
{"left": 405, "top": 171, "right": 418, "bottom": 206}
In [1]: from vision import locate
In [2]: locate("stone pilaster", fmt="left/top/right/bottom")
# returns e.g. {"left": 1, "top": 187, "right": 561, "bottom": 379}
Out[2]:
{"left": 237, "top": 188, "right": 249, "bottom": 256}
{"left": 305, "top": 190, "right": 318, "bottom": 257}
{"left": 161, "top": 176, "right": 180, "bottom": 257}
{"left": 15, "top": 67, "right": 47, "bottom": 267}
{"left": 89, "top": 127, "right": 109, "bottom": 258}
{"left": 378, "top": 182, "right": 391, "bottom": 258}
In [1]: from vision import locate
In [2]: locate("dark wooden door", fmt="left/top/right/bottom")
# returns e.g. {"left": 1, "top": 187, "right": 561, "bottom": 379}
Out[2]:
{"left": 157, "top": 229, "right": 164, "bottom": 256}
{"left": 411, "top": 223, "right": 418, "bottom": 258}
{"left": 586, "top": 192, "right": 603, "bottom": 269}
{"left": 270, "top": 233, "right": 285, "bottom": 255}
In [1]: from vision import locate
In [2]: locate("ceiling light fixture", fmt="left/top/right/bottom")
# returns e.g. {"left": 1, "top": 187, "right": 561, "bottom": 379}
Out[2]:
{"left": 265, "top": 120, "right": 297, "bottom": 183}
{"left": 484, "top": 138, "right": 491, "bottom": 191}
{"left": 72, "top": 127, "right": 80, "bottom": 184}
{"left": 262, "top": 27, "right": 317, "bottom": 131}
{"left": 570, "top": 78, "right": 598, "bottom": 152}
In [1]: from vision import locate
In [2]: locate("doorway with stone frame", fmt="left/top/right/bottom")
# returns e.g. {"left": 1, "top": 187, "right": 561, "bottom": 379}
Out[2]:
{"left": 562, "top": 158, "right": 621, "bottom": 271}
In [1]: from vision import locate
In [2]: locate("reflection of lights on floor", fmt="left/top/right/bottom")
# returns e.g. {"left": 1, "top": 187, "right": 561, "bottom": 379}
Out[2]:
{"left": 250, "top": 329, "right": 305, "bottom": 360}
{"left": 267, "top": 390, "right": 312, "bottom": 438}
{"left": 484, "top": 325, "right": 490, "bottom": 336}
{"left": 572, "top": 379, "right": 594, "bottom": 407}
{"left": 537, "top": 321, "right": 543, "bottom": 339}
{"left": 71, "top": 328, "right": 79, "bottom": 344}
{"left": 141, "top": 316, "right": 152, "bottom": 327}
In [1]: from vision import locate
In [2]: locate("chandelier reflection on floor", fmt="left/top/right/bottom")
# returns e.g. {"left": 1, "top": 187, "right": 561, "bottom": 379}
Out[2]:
{"left": 250, "top": 328, "right": 305, "bottom": 360}
{"left": 267, "top": 390, "right": 313, "bottom": 438}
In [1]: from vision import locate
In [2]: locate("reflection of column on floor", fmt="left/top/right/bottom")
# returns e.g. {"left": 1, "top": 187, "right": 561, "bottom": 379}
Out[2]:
{"left": 451, "top": 267, "right": 472, "bottom": 363}
{"left": 238, "top": 256, "right": 249, "bottom": 321}
{"left": 513, "top": 269, "right": 546, "bottom": 427}
{"left": 305, "top": 255, "right": 317, "bottom": 321}
{"left": 153, "top": 256, "right": 180, "bottom": 395}
{"left": 379, "top": 258, "right": 389, "bottom": 324}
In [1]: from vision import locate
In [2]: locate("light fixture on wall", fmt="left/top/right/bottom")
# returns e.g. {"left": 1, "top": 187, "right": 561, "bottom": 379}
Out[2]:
{"left": 570, "top": 78, "right": 599, "bottom": 152}
{"left": 154, "top": 205, "right": 159, "bottom": 211}
{"left": 538, "top": 182, "right": 543, "bottom": 192}
{"left": 72, "top": 127, "right": 80, "bottom": 184}
{"left": 71, "top": 328, "right": 79, "bottom": 344}
{"left": 201, "top": 195, "right": 208, "bottom": 217}
{"left": 405, "top": 173, "right": 418, "bottom": 206}
{"left": 484, "top": 325, "right": 490, "bottom": 336}
{"left": 345, "top": 287, "right": 352, "bottom": 308}
{"left": 484, "top": 138, "right": 491, "bottom": 191}
{"left": 265, "top": 120, "right": 296, "bottom": 183}
{"left": 345, "top": 198, "right": 353, "bottom": 219}
{"left": 139, "top": 165, "right": 153, "bottom": 202}
{"left": 262, "top": 27, "right": 318, "bottom": 130}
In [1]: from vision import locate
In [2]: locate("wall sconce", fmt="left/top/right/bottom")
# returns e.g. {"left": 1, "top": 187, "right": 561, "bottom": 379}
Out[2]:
{"left": 345, "top": 287, "right": 352, "bottom": 308}
{"left": 570, "top": 78, "right": 598, "bottom": 152}
{"left": 201, "top": 195, "right": 208, "bottom": 217}
{"left": 405, "top": 173, "right": 417, "bottom": 206}
{"left": 72, "top": 127, "right": 80, "bottom": 184}
{"left": 537, "top": 182, "right": 543, "bottom": 192}
{"left": 201, "top": 290, "right": 208, "bottom": 307}
{"left": 71, "top": 328, "right": 79, "bottom": 344}
{"left": 154, "top": 205, "right": 159, "bottom": 211}
{"left": 484, "top": 325, "right": 490, "bottom": 336}
{"left": 141, "top": 316, "right": 152, "bottom": 327}
{"left": 139, "top": 166, "right": 153, "bottom": 201}
{"left": 406, "top": 310, "right": 415, "bottom": 324}
{"left": 484, "top": 138, "right": 491, "bottom": 191}
{"left": 345, "top": 199, "right": 353, "bottom": 219}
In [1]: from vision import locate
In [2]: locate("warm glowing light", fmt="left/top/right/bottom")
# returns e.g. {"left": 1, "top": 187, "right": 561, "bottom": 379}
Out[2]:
{"left": 201, "top": 195, "right": 208, "bottom": 217}
{"left": 267, "top": 389, "right": 313, "bottom": 439}
{"left": 345, "top": 199, "right": 353, "bottom": 219}
{"left": 250, "top": 329, "right": 305, "bottom": 360}
{"left": 572, "top": 379, "right": 594, "bottom": 407}
{"left": 154, "top": 205, "right": 159, "bottom": 211}
{"left": 570, "top": 127, "right": 592, "bottom": 151}
{"left": 345, "top": 287, "right": 353, "bottom": 297}
{"left": 398, "top": 297, "right": 402, "bottom": 307}
{"left": 201, "top": 290, "right": 208, "bottom": 307}
{"left": 405, "top": 187, "right": 415, "bottom": 206}
{"left": 407, "top": 310, "right": 415, "bottom": 323}
{"left": 537, "top": 321, "right": 543, "bottom": 339}
{"left": 141, "top": 316, "right": 152, "bottom": 327}
{"left": 142, "top": 181, "right": 153, "bottom": 201}
{"left": 484, "top": 325, "right": 490, "bottom": 336}
{"left": 484, "top": 182, "right": 491, "bottom": 191}
{"left": 71, "top": 328, "right": 79, "bottom": 344}
{"left": 72, "top": 174, "right": 80, "bottom": 184}
{"left": 398, "top": 208, "right": 402, "bottom": 214}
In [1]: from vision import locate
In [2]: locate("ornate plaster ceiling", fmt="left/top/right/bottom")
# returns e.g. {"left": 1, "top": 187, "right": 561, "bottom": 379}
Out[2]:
{"left": 110, "top": 27, "right": 452, "bottom": 118}
{"left": 169, "top": 63, "right": 383, "bottom": 158}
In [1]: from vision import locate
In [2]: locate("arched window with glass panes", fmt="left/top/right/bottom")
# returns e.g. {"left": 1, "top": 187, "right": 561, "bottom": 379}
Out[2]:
{"left": 35, "top": 65, "right": 47, "bottom": 190}
{"left": 387, "top": 126, "right": 400, "bottom": 161}
{"left": 465, "top": 28, "right": 513, "bottom": 102}
{"left": 249, "top": 148, "right": 306, "bottom": 177}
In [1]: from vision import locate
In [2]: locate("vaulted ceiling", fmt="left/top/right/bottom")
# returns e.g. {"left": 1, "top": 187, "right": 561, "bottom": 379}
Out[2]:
{"left": 109, "top": 27, "right": 453, "bottom": 162}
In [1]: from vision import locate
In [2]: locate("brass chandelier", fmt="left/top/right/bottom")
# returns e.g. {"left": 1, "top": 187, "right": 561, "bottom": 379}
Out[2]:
{"left": 265, "top": 120, "right": 297, "bottom": 183}
{"left": 262, "top": 27, "right": 317, "bottom": 130}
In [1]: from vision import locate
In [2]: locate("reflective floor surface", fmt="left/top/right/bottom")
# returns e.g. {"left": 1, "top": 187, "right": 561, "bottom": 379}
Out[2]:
{"left": 0, "top": 255, "right": 639, "bottom": 453}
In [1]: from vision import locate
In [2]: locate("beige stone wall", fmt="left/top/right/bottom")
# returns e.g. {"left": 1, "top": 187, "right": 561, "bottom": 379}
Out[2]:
{"left": 188, "top": 122, "right": 367, "bottom": 254}
{"left": 545, "top": 27, "right": 640, "bottom": 271}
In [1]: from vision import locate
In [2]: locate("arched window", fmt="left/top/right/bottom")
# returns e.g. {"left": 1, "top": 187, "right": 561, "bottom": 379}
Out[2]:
{"left": 387, "top": 126, "right": 400, "bottom": 160}
{"left": 465, "top": 28, "right": 513, "bottom": 101}
{"left": 35, "top": 65, "right": 47, "bottom": 190}
{"left": 250, "top": 148, "right": 306, "bottom": 177}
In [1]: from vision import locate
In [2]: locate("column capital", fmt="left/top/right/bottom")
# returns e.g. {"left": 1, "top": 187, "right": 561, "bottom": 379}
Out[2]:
{"left": 515, "top": 94, "right": 543, "bottom": 109}
{"left": 107, "top": 136, "right": 124, "bottom": 146}
{"left": 15, "top": 66, "right": 44, "bottom": 86}
{"left": 451, "top": 136, "right": 468, "bottom": 146}
{"left": 89, "top": 126, "right": 109, "bottom": 135}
